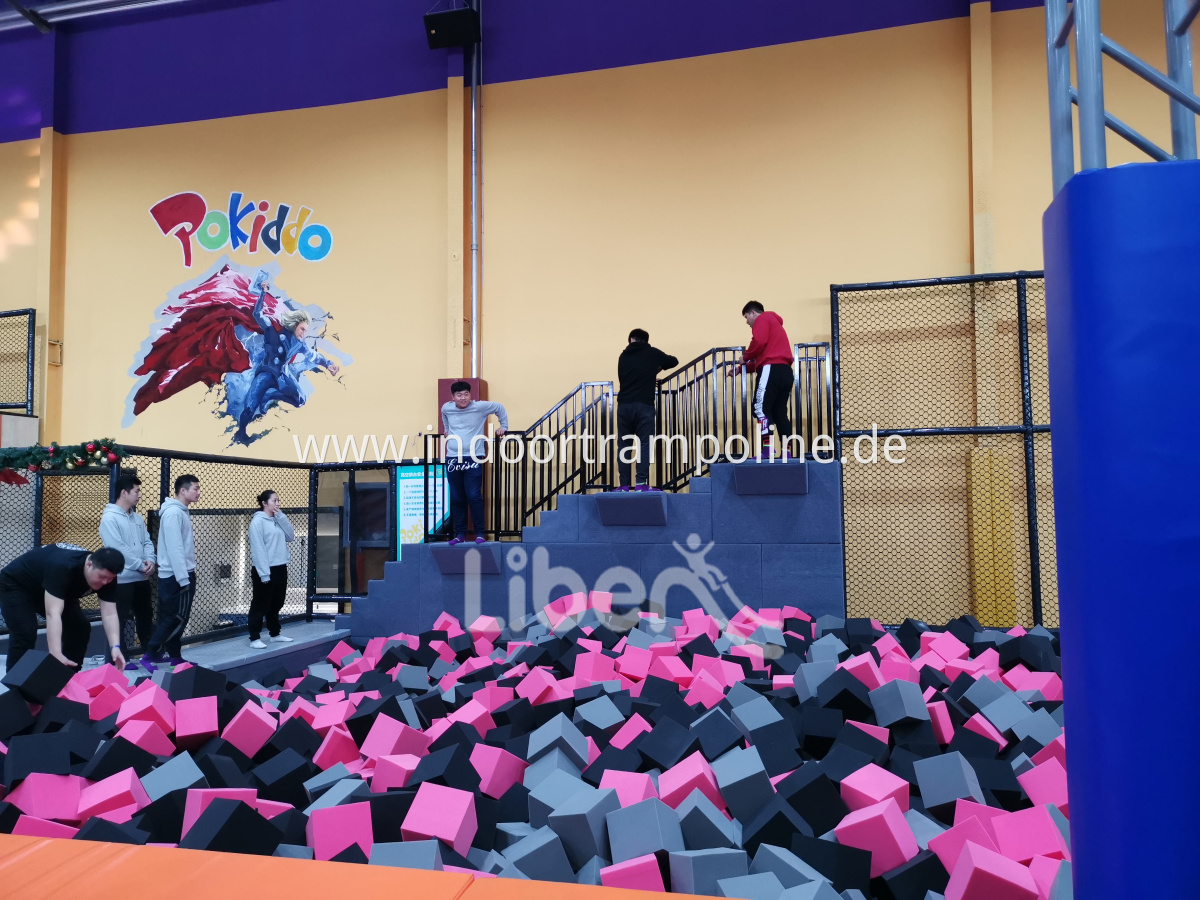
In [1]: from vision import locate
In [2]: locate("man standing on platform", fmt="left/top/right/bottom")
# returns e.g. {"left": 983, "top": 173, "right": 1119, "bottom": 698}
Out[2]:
{"left": 144, "top": 473, "right": 200, "bottom": 668}
{"left": 441, "top": 382, "right": 508, "bottom": 545}
{"left": 616, "top": 329, "right": 677, "bottom": 490}
{"left": 100, "top": 473, "right": 157, "bottom": 670}
{"left": 734, "top": 301, "right": 795, "bottom": 455}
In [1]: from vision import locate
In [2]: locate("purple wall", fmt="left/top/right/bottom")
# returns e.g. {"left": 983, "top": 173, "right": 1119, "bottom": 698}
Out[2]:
{"left": 0, "top": 0, "right": 1046, "bottom": 138}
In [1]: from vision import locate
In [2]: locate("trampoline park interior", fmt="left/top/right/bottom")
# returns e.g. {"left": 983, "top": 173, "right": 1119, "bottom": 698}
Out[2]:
{"left": 0, "top": 1, "right": 1198, "bottom": 898}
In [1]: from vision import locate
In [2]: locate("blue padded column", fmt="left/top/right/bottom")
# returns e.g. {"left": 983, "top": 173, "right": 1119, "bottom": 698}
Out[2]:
{"left": 1043, "top": 161, "right": 1200, "bottom": 898}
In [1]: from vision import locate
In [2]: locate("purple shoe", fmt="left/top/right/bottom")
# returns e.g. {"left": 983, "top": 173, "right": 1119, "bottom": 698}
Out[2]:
{"left": 475, "top": 536, "right": 486, "bottom": 544}
{"left": 124, "top": 660, "right": 142, "bottom": 672}
{"left": 448, "top": 537, "right": 465, "bottom": 546}
{"left": 612, "top": 485, "right": 632, "bottom": 492}
{"left": 633, "top": 484, "right": 661, "bottom": 492}
{"left": 168, "top": 656, "right": 186, "bottom": 666}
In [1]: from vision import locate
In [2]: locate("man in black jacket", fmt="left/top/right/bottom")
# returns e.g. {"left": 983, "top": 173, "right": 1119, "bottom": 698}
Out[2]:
{"left": 616, "top": 329, "right": 678, "bottom": 490}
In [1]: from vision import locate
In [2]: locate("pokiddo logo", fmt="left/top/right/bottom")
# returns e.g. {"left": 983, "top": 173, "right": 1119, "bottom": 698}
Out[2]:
{"left": 150, "top": 191, "right": 333, "bottom": 267}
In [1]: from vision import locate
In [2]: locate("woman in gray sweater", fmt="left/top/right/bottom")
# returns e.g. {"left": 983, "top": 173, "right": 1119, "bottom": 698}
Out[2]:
{"left": 247, "top": 489, "right": 295, "bottom": 649}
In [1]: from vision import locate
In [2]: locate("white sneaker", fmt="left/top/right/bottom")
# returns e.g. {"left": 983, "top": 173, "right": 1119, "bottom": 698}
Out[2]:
{"left": 270, "top": 635, "right": 294, "bottom": 643}
{"left": 249, "top": 639, "right": 267, "bottom": 649}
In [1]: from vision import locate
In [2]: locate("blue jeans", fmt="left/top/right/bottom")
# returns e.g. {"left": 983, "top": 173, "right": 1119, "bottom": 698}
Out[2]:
{"left": 447, "top": 460, "right": 486, "bottom": 540}
{"left": 148, "top": 572, "right": 194, "bottom": 657}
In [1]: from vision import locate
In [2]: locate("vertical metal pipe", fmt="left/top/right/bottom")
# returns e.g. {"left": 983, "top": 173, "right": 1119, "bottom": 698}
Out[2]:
{"left": 307, "top": 467, "right": 318, "bottom": 621}
{"left": 1075, "top": 0, "right": 1109, "bottom": 171}
{"left": 387, "top": 463, "right": 398, "bottom": 559}
{"left": 32, "top": 470, "right": 43, "bottom": 548}
{"left": 1046, "top": 0, "right": 1077, "bottom": 192}
{"left": 25, "top": 310, "right": 35, "bottom": 416}
{"left": 347, "top": 469, "right": 358, "bottom": 599}
{"left": 1165, "top": 0, "right": 1198, "bottom": 159}
{"left": 1016, "top": 279, "right": 1045, "bottom": 626}
{"left": 468, "top": 0, "right": 482, "bottom": 378}
{"left": 108, "top": 462, "right": 119, "bottom": 503}
{"left": 160, "top": 456, "right": 171, "bottom": 509}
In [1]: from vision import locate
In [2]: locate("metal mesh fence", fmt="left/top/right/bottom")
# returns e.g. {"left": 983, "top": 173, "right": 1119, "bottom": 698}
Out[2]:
{"left": 0, "top": 310, "right": 34, "bottom": 414}
{"left": 0, "top": 473, "right": 37, "bottom": 630}
{"left": 833, "top": 273, "right": 1056, "bottom": 627}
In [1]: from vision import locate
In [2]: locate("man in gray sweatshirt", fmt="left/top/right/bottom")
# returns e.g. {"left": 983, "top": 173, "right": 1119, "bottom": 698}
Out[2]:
{"left": 441, "top": 380, "right": 509, "bottom": 545}
{"left": 99, "top": 473, "right": 156, "bottom": 668}
{"left": 145, "top": 473, "right": 200, "bottom": 667}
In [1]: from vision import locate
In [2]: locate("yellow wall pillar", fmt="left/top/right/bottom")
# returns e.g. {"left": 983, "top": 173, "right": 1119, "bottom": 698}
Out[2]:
{"left": 970, "top": 1, "right": 996, "bottom": 275}
{"left": 446, "top": 74, "right": 467, "bottom": 380}
{"left": 34, "top": 127, "right": 66, "bottom": 443}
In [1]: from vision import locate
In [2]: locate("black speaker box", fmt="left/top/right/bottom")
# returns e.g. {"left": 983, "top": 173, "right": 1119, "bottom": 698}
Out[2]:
{"left": 424, "top": 8, "right": 480, "bottom": 49}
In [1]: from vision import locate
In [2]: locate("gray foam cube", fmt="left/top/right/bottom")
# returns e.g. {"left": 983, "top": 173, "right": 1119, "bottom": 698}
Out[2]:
{"left": 837, "top": 891, "right": 871, "bottom": 900}
{"left": 1010, "top": 753, "right": 1036, "bottom": 777}
{"left": 796, "top": 661, "right": 837, "bottom": 701}
{"left": 606, "top": 797, "right": 684, "bottom": 864}
{"left": 1012, "top": 708, "right": 1063, "bottom": 746}
{"left": 718, "top": 871, "right": 786, "bottom": 900}
{"left": 370, "top": 840, "right": 444, "bottom": 870}
{"left": 750, "top": 844, "right": 825, "bottom": 888}
{"left": 396, "top": 665, "right": 431, "bottom": 691}
{"left": 574, "top": 695, "right": 625, "bottom": 733}
{"left": 960, "top": 676, "right": 1009, "bottom": 715}
{"left": 670, "top": 848, "right": 750, "bottom": 896}
{"left": 913, "top": 752, "right": 984, "bottom": 813}
{"left": 303, "top": 763, "right": 351, "bottom": 800}
{"left": 523, "top": 747, "right": 583, "bottom": 790}
{"left": 750, "top": 626, "right": 786, "bottom": 647}
{"left": 1047, "top": 804, "right": 1072, "bottom": 849}
{"left": 140, "top": 751, "right": 207, "bottom": 802}
{"left": 711, "top": 746, "right": 775, "bottom": 824}
{"left": 577, "top": 856, "right": 607, "bottom": 885}
{"left": 980, "top": 692, "right": 1033, "bottom": 735}
{"left": 726, "top": 682, "right": 763, "bottom": 708}
{"left": 1049, "top": 859, "right": 1073, "bottom": 899}
{"left": 468, "top": 847, "right": 507, "bottom": 874}
{"left": 814, "top": 615, "right": 845, "bottom": 638}
{"left": 904, "top": 809, "right": 947, "bottom": 851}
{"left": 779, "top": 882, "right": 842, "bottom": 900}
{"left": 495, "top": 821, "right": 538, "bottom": 851}
{"left": 731, "top": 696, "right": 785, "bottom": 740}
{"left": 868, "top": 680, "right": 930, "bottom": 727}
{"left": 528, "top": 769, "right": 593, "bottom": 828}
{"left": 505, "top": 825, "right": 576, "bottom": 883}
{"left": 302, "top": 777, "right": 370, "bottom": 815}
{"left": 527, "top": 712, "right": 590, "bottom": 769}
{"left": 547, "top": 787, "right": 621, "bottom": 869}
{"left": 807, "top": 634, "right": 847, "bottom": 663}
{"left": 679, "top": 788, "right": 743, "bottom": 850}
{"left": 306, "top": 662, "right": 337, "bottom": 682}
{"left": 920, "top": 894, "right": 946, "bottom": 900}
{"left": 273, "top": 844, "right": 314, "bottom": 860}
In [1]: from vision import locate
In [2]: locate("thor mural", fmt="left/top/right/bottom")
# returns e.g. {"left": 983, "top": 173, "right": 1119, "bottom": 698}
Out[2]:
{"left": 124, "top": 259, "right": 350, "bottom": 446}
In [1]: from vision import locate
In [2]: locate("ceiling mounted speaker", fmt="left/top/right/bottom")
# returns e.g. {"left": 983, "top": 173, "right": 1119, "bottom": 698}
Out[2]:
{"left": 424, "top": 7, "right": 481, "bottom": 49}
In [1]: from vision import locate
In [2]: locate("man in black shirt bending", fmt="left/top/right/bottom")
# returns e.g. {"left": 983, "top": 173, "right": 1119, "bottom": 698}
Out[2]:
{"left": 0, "top": 544, "right": 126, "bottom": 671}
{"left": 616, "top": 329, "right": 678, "bottom": 490}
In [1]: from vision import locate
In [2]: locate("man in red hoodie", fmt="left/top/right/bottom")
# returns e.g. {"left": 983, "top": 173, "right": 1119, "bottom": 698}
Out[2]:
{"left": 735, "top": 301, "right": 795, "bottom": 453}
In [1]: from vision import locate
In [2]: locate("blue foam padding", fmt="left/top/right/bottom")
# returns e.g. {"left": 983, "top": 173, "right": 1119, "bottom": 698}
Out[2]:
{"left": 639, "top": 542, "right": 762, "bottom": 620}
{"left": 688, "top": 477, "right": 712, "bottom": 493}
{"left": 1043, "top": 161, "right": 1200, "bottom": 898}
{"left": 523, "top": 508, "right": 578, "bottom": 543}
{"left": 732, "top": 459, "right": 808, "bottom": 495}
{"left": 580, "top": 493, "right": 711, "bottom": 543}
{"left": 593, "top": 492, "right": 668, "bottom": 526}
{"left": 432, "top": 544, "right": 503, "bottom": 574}
{"left": 759, "top": 544, "right": 845, "bottom": 621}
{"left": 710, "top": 461, "right": 842, "bottom": 544}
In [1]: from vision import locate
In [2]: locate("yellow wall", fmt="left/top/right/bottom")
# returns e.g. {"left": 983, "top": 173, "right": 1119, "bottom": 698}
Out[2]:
{"left": 0, "top": 139, "right": 41, "bottom": 409}
{"left": 56, "top": 91, "right": 448, "bottom": 457}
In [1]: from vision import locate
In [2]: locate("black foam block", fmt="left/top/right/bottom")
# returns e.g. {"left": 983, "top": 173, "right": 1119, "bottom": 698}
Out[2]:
{"left": 800, "top": 705, "right": 844, "bottom": 758}
{"left": 408, "top": 744, "right": 481, "bottom": 792}
{"left": 80, "top": 736, "right": 158, "bottom": 781}
{"left": 330, "top": 843, "right": 370, "bottom": 864}
{"left": 178, "top": 798, "right": 281, "bottom": 856}
{"left": 777, "top": 769, "right": 849, "bottom": 837}
{"left": 872, "top": 848, "right": 950, "bottom": 900}
{"left": 4, "top": 732, "right": 72, "bottom": 787}
{"left": 197, "top": 737, "right": 254, "bottom": 771}
{"left": 367, "top": 790, "right": 416, "bottom": 841}
{"left": 581, "top": 744, "right": 642, "bottom": 785}
{"left": 740, "top": 795, "right": 815, "bottom": 855}
{"left": 818, "top": 743, "right": 875, "bottom": 783}
{"left": 269, "top": 807, "right": 309, "bottom": 847}
{"left": 968, "top": 758, "right": 1029, "bottom": 811}
{"left": 638, "top": 717, "right": 701, "bottom": 770}
{"left": 428, "top": 721, "right": 484, "bottom": 753}
{"left": 0, "top": 689, "right": 34, "bottom": 742}
{"left": 252, "top": 748, "right": 317, "bottom": 809}
{"left": 648, "top": 693, "right": 703, "bottom": 729}
{"left": 947, "top": 728, "right": 999, "bottom": 760}
{"left": 492, "top": 697, "right": 534, "bottom": 734}
{"left": 816, "top": 670, "right": 874, "bottom": 722}
{"left": 264, "top": 717, "right": 322, "bottom": 761}
{"left": 496, "top": 782, "right": 530, "bottom": 824}
{"left": 74, "top": 816, "right": 150, "bottom": 846}
{"left": 791, "top": 832, "right": 872, "bottom": 894}
{"left": 197, "top": 750, "right": 254, "bottom": 789}
{"left": 690, "top": 710, "right": 744, "bottom": 762}
{"left": 2, "top": 651, "right": 74, "bottom": 704}
{"left": 834, "top": 723, "right": 890, "bottom": 765}
{"left": 896, "top": 620, "right": 930, "bottom": 659}
{"left": 137, "top": 789, "right": 189, "bottom": 843}
{"left": 167, "top": 665, "right": 228, "bottom": 703}
{"left": 0, "top": 801, "right": 21, "bottom": 834}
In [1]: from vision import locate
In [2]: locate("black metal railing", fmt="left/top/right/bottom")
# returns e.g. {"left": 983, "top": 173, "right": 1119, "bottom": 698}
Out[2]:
{"left": 831, "top": 272, "right": 1056, "bottom": 629}
{"left": 0, "top": 308, "right": 35, "bottom": 416}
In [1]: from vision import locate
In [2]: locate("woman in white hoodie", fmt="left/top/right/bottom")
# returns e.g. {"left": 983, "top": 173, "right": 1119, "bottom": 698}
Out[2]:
{"left": 247, "top": 489, "right": 295, "bottom": 649}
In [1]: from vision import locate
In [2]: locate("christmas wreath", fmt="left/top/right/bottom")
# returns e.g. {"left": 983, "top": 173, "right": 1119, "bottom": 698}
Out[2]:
{"left": 0, "top": 439, "right": 128, "bottom": 485}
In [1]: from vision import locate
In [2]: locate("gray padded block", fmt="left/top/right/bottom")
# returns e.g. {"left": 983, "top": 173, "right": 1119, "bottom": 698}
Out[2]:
{"left": 678, "top": 788, "right": 744, "bottom": 850}
{"left": 140, "top": 751, "right": 207, "bottom": 802}
{"left": 912, "top": 752, "right": 985, "bottom": 812}
{"left": 606, "top": 798, "right": 685, "bottom": 863}
{"left": 731, "top": 695, "right": 786, "bottom": 739}
{"left": 980, "top": 692, "right": 1034, "bottom": 735}
{"left": 1049, "top": 859, "right": 1073, "bottom": 899}
{"left": 592, "top": 493, "right": 669, "bottom": 527}
{"left": 960, "top": 676, "right": 1010, "bottom": 715}
{"left": 396, "top": 665, "right": 431, "bottom": 691}
{"left": 370, "top": 840, "right": 444, "bottom": 870}
{"left": 494, "top": 821, "right": 538, "bottom": 851}
{"left": 547, "top": 787, "right": 620, "bottom": 869}
{"left": 1012, "top": 708, "right": 1064, "bottom": 746}
{"left": 732, "top": 460, "right": 808, "bottom": 495}
{"left": 749, "top": 626, "right": 786, "bottom": 647}
{"left": 576, "top": 856, "right": 607, "bottom": 886}
{"left": 796, "top": 661, "right": 837, "bottom": 701}
{"left": 527, "top": 712, "right": 590, "bottom": 769}
{"left": 273, "top": 844, "right": 314, "bottom": 860}
{"left": 468, "top": 848, "right": 508, "bottom": 874}
{"left": 813, "top": 615, "right": 844, "bottom": 638}
{"left": 303, "top": 764, "right": 352, "bottom": 800}
{"left": 505, "top": 825, "right": 576, "bottom": 883}
{"left": 574, "top": 695, "right": 625, "bottom": 733}
{"left": 523, "top": 748, "right": 584, "bottom": 791}
{"left": 807, "top": 634, "right": 848, "bottom": 663}
{"left": 726, "top": 682, "right": 765, "bottom": 708}
{"left": 302, "top": 777, "right": 370, "bottom": 815}
{"left": 1047, "top": 805, "right": 1072, "bottom": 849}
{"left": 670, "top": 848, "right": 750, "bottom": 896}
{"left": 432, "top": 544, "right": 503, "bottom": 575}
{"left": 306, "top": 662, "right": 338, "bottom": 683}
{"left": 718, "top": 871, "right": 786, "bottom": 900}
{"left": 750, "top": 844, "right": 825, "bottom": 888}
{"left": 779, "top": 882, "right": 842, "bottom": 900}
{"left": 904, "top": 809, "right": 947, "bottom": 851}
{"left": 869, "top": 680, "right": 931, "bottom": 727}
{"left": 1010, "top": 753, "right": 1036, "bottom": 777}
{"left": 919, "top": 894, "right": 946, "bottom": 900}
{"left": 711, "top": 746, "right": 775, "bottom": 824}
{"left": 710, "top": 462, "right": 842, "bottom": 545}
{"left": 528, "top": 769, "right": 593, "bottom": 828}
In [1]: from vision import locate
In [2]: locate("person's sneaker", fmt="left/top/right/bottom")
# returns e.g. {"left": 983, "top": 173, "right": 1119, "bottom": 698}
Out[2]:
{"left": 270, "top": 635, "right": 294, "bottom": 643}
{"left": 124, "top": 660, "right": 142, "bottom": 672}
{"left": 612, "top": 485, "right": 632, "bottom": 492}
{"left": 250, "top": 640, "right": 267, "bottom": 649}
{"left": 633, "top": 484, "right": 662, "bottom": 492}
{"left": 168, "top": 656, "right": 186, "bottom": 666}
{"left": 475, "top": 536, "right": 486, "bottom": 544}
{"left": 141, "top": 652, "right": 167, "bottom": 671}
{"left": 447, "top": 537, "right": 465, "bottom": 546}
{"left": 757, "top": 416, "right": 770, "bottom": 436}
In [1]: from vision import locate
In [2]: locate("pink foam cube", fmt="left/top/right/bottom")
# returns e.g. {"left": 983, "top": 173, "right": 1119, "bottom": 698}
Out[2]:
{"left": 306, "top": 800, "right": 373, "bottom": 861}
{"left": 470, "top": 744, "right": 528, "bottom": 799}
{"left": 658, "top": 751, "right": 725, "bottom": 810}
{"left": 648, "top": 655, "right": 694, "bottom": 687}
{"left": 945, "top": 841, "right": 1039, "bottom": 900}
{"left": 115, "top": 720, "right": 175, "bottom": 756}
{"left": 280, "top": 696, "right": 319, "bottom": 726}
{"left": 616, "top": 646, "right": 653, "bottom": 681}
{"left": 77, "top": 768, "right": 150, "bottom": 820}
{"left": 254, "top": 799, "right": 292, "bottom": 819}
{"left": 88, "top": 683, "right": 129, "bottom": 722}
{"left": 928, "top": 814, "right": 1000, "bottom": 873}
{"left": 448, "top": 698, "right": 495, "bottom": 737}
{"left": 1017, "top": 758, "right": 1069, "bottom": 818}
{"left": 221, "top": 700, "right": 276, "bottom": 758}
{"left": 431, "top": 612, "right": 466, "bottom": 637}
{"left": 1028, "top": 855, "right": 1066, "bottom": 899}
{"left": 840, "top": 763, "right": 910, "bottom": 813}
{"left": 311, "top": 698, "right": 356, "bottom": 735}
{"left": 471, "top": 686, "right": 515, "bottom": 712}
{"left": 182, "top": 789, "right": 258, "bottom": 838}
{"left": 954, "top": 801, "right": 1011, "bottom": 843}
{"left": 834, "top": 798, "right": 919, "bottom": 878}
{"left": 360, "top": 714, "right": 431, "bottom": 760}
{"left": 7, "top": 773, "right": 88, "bottom": 822}
{"left": 879, "top": 655, "right": 920, "bottom": 684}
{"left": 401, "top": 782, "right": 477, "bottom": 857}
{"left": 923, "top": 630, "right": 969, "bottom": 662}
{"left": 326, "top": 640, "right": 357, "bottom": 666}
{"left": 841, "top": 654, "right": 885, "bottom": 690}
{"left": 116, "top": 684, "right": 175, "bottom": 734}
{"left": 927, "top": 700, "right": 955, "bottom": 745}
{"left": 313, "top": 724, "right": 360, "bottom": 771}
{"left": 684, "top": 670, "right": 727, "bottom": 709}
{"left": 1032, "top": 734, "right": 1066, "bottom": 769}
{"left": 468, "top": 615, "right": 503, "bottom": 643}
{"left": 993, "top": 806, "right": 1071, "bottom": 864}
{"left": 1022, "top": 672, "right": 1063, "bottom": 702}
{"left": 371, "top": 754, "right": 422, "bottom": 793}
{"left": 175, "top": 696, "right": 219, "bottom": 750}
{"left": 964, "top": 713, "right": 1008, "bottom": 750}
{"left": 609, "top": 713, "right": 653, "bottom": 750}
{"left": 575, "top": 652, "right": 618, "bottom": 685}
{"left": 588, "top": 591, "right": 613, "bottom": 614}
{"left": 12, "top": 816, "right": 78, "bottom": 839}
{"left": 600, "top": 853, "right": 666, "bottom": 891}
{"left": 599, "top": 771, "right": 659, "bottom": 807}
